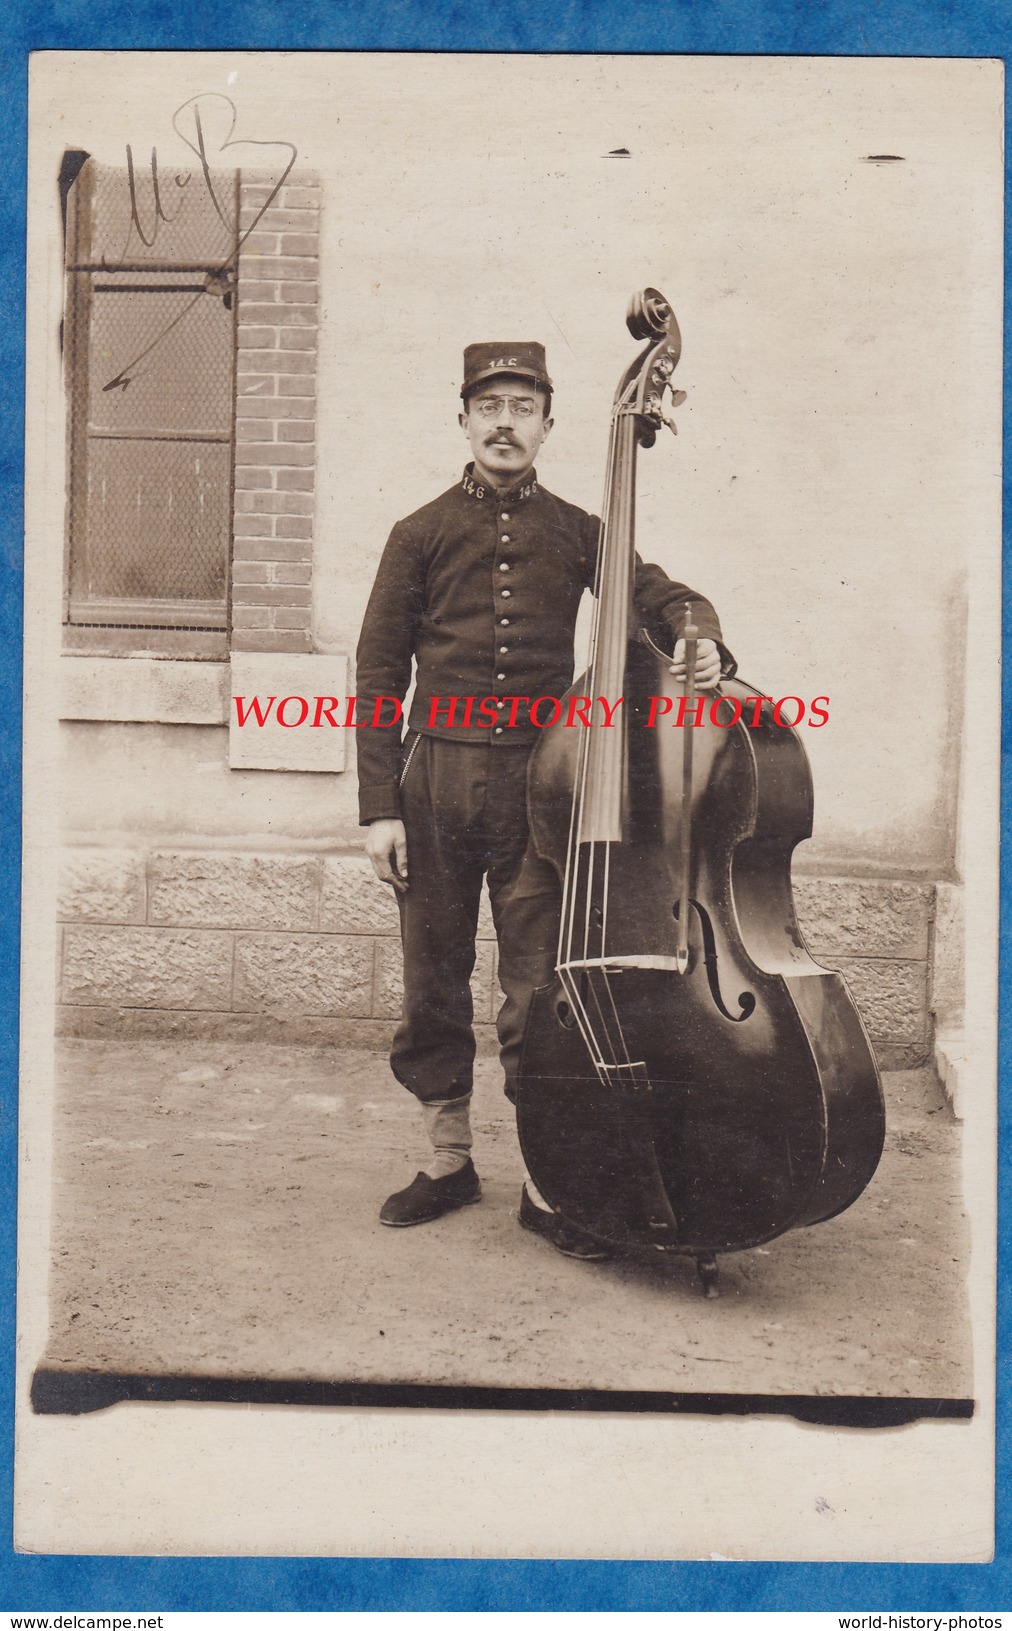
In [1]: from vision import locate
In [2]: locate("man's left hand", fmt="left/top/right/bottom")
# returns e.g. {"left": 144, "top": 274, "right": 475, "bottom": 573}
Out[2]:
{"left": 669, "top": 636, "right": 721, "bottom": 691}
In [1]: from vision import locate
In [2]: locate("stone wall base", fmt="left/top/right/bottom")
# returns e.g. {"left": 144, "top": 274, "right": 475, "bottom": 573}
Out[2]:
{"left": 54, "top": 1003, "right": 933, "bottom": 1075}
{"left": 934, "top": 1027, "right": 967, "bottom": 1121}
{"left": 55, "top": 1006, "right": 402, "bottom": 1051}
{"left": 55, "top": 847, "right": 943, "bottom": 1070}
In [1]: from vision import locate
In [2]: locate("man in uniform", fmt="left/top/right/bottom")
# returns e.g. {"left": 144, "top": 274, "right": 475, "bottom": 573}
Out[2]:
{"left": 357, "top": 341, "right": 730, "bottom": 1258}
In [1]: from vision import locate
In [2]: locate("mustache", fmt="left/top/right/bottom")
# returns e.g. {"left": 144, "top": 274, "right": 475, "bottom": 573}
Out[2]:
{"left": 485, "top": 432, "right": 521, "bottom": 447}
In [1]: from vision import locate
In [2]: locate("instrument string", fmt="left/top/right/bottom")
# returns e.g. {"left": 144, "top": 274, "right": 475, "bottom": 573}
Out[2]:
{"left": 559, "top": 709, "right": 590, "bottom": 965}
{"left": 559, "top": 963, "right": 601, "bottom": 1071}
{"left": 559, "top": 381, "right": 644, "bottom": 1084}
{"left": 563, "top": 401, "right": 619, "bottom": 969}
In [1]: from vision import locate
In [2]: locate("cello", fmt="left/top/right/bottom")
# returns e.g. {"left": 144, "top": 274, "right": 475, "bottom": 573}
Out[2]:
{"left": 515, "top": 288, "right": 885, "bottom": 1294}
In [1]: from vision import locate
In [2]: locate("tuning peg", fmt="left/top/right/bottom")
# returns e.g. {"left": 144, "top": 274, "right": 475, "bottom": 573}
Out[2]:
{"left": 662, "top": 388, "right": 687, "bottom": 435}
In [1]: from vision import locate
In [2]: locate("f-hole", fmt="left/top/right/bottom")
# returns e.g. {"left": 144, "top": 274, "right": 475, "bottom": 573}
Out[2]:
{"left": 672, "top": 898, "right": 756, "bottom": 1023}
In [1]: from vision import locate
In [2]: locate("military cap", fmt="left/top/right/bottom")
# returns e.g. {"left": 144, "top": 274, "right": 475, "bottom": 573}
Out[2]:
{"left": 460, "top": 341, "right": 553, "bottom": 399}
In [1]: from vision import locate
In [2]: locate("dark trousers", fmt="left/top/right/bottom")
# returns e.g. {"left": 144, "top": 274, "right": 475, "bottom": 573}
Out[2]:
{"left": 392, "top": 733, "right": 560, "bottom": 1105}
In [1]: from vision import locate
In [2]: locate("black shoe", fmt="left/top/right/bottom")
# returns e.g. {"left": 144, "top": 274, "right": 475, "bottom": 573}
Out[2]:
{"left": 380, "top": 1159, "right": 481, "bottom": 1226}
{"left": 518, "top": 1186, "right": 613, "bottom": 1261}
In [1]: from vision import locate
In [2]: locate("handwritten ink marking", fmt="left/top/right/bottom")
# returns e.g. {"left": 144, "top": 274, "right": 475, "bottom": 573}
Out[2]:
{"left": 171, "top": 93, "right": 298, "bottom": 257}
{"left": 102, "top": 94, "right": 302, "bottom": 394}
{"left": 120, "top": 143, "right": 185, "bottom": 256}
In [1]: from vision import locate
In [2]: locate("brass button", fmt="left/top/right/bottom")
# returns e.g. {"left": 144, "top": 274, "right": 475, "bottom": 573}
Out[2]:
{"left": 499, "top": 563, "right": 510, "bottom": 572}
{"left": 499, "top": 645, "right": 508, "bottom": 653}
{"left": 500, "top": 618, "right": 510, "bottom": 626}
{"left": 494, "top": 726, "right": 503, "bottom": 735}
{"left": 497, "top": 672, "right": 506, "bottom": 680}
{"left": 501, "top": 534, "right": 510, "bottom": 543}
{"left": 501, "top": 589, "right": 511, "bottom": 598}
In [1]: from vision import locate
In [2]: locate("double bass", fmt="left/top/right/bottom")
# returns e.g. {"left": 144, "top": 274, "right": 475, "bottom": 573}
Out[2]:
{"left": 515, "top": 289, "right": 885, "bottom": 1294}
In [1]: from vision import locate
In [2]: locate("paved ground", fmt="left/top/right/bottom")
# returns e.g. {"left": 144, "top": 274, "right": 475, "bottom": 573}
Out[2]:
{"left": 39, "top": 1040, "right": 972, "bottom": 1399}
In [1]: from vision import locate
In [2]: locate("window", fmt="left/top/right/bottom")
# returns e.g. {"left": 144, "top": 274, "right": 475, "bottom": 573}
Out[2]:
{"left": 63, "top": 158, "right": 239, "bottom": 657}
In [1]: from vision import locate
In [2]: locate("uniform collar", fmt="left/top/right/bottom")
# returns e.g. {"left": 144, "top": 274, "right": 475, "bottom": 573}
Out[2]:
{"left": 460, "top": 464, "right": 539, "bottom": 505}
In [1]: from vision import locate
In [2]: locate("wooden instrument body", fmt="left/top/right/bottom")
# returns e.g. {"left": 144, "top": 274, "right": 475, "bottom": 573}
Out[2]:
{"left": 516, "top": 638, "right": 885, "bottom": 1255}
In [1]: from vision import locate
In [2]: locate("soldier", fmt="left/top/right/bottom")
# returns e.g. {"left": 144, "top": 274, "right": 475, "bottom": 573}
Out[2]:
{"left": 356, "top": 341, "right": 731, "bottom": 1258}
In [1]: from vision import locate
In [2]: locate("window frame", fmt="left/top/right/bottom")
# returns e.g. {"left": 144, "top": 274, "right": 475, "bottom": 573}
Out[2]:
{"left": 62, "top": 161, "right": 240, "bottom": 661}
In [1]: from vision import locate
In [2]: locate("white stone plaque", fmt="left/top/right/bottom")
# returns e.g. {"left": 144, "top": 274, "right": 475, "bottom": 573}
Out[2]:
{"left": 228, "top": 651, "right": 349, "bottom": 772}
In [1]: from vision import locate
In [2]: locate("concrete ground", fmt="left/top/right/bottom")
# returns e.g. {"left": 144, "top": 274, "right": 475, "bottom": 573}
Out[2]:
{"left": 39, "top": 1039, "right": 972, "bottom": 1399}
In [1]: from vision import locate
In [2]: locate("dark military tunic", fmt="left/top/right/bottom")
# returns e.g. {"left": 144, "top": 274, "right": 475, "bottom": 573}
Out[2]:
{"left": 356, "top": 465, "right": 728, "bottom": 824}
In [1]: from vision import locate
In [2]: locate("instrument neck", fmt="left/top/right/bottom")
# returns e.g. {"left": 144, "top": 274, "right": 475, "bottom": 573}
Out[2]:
{"left": 578, "top": 407, "right": 639, "bottom": 846}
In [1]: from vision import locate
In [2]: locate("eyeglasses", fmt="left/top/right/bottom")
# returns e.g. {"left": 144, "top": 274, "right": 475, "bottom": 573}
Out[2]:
{"left": 470, "top": 395, "right": 540, "bottom": 420}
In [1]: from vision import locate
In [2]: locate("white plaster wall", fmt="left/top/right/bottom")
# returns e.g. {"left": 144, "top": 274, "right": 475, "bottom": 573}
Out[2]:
{"left": 33, "top": 56, "right": 1003, "bottom": 871}
{"left": 60, "top": 723, "right": 358, "bottom": 850}
{"left": 305, "top": 55, "right": 1000, "bottom": 876}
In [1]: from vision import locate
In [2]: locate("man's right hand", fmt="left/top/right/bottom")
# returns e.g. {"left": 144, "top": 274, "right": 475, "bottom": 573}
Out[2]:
{"left": 365, "top": 818, "right": 409, "bottom": 892}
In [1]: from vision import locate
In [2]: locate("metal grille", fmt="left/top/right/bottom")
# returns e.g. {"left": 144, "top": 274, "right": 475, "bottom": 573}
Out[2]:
{"left": 87, "top": 160, "right": 238, "bottom": 269}
{"left": 65, "top": 160, "right": 238, "bottom": 638}
{"left": 87, "top": 283, "right": 235, "bottom": 437}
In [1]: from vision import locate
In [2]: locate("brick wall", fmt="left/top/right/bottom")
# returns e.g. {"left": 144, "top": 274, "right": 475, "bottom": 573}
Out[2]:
{"left": 56, "top": 849, "right": 934, "bottom": 1069}
{"left": 231, "top": 172, "right": 321, "bottom": 655}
